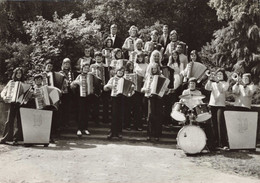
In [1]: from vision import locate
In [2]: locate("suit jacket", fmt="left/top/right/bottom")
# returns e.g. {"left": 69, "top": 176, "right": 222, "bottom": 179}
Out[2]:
{"left": 112, "top": 35, "right": 123, "bottom": 49}
{"left": 159, "top": 34, "right": 170, "bottom": 52}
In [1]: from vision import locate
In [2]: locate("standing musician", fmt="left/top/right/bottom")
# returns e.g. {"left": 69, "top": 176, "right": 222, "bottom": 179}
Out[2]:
{"left": 129, "top": 38, "right": 144, "bottom": 63}
{"left": 142, "top": 63, "right": 169, "bottom": 141}
{"left": 109, "top": 24, "right": 123, "bottom": 49}
{"left": 76, "top": 47, "right": 95, "bottom": 74}
{"left": 43, "top": 60, "right": 65, "bottom": 139}
{"left": 110, "top": 48, "right": 124, "bottom": 76}
{"left": 28, "top": 73, "right": 61, "bottom": 143}
{"left": 159, "top": 25, "right": 170, "bottom": 54}
{"left": 123, "top": 61, "right": 135, "bottom": 130}
{"left": 122, "top": 25, "right": 139, "bottom": 59}
{"left": 0, "top": 67, "right": 28, "bottom": 145}
{"left": 59, "top": 58, "right": 74, "bottom": 129}
{"left": 205, "top": 68, "right": 229, "bottom": 150}
{"left": 71, "top": 63, "right": 94, "bottom": 137}
{"left": 144, "top": 30, "right": 164, "bottom": 61}
{"left": 102, "top": 37, "right": 114, "bottom": 66}
{"left": 133, "top": 52, "right": 148, "bottom": 130}
{"left": 90, "top": 51, "right": 109, "bottom": 124}
{"left": 104, "top": 66, "right": 135, "bottom": 139}
{"left": 232, "top": 73, "right": 258, "bottom": 110}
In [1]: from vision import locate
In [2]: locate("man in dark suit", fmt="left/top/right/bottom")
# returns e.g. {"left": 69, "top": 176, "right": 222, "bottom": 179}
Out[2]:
{"left": 110, "top": 24, "right": 123, "bottom": 49}
{"left": 159, "top": 25, "right": 170, "bottom": 54}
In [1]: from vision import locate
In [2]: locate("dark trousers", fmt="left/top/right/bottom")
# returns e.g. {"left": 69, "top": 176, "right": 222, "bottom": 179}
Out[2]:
{"left": 147, "top": 96, "right": 163, "bottom": 138}
{"left": 162, "top": 93, "right": 175, "bottom": 125}
{"left": 132, "top": 92, "right": 144, "bottom": 129}
{"left": 77, "top": 97, "right": 90, "bottom": 131}
{"left": 88, "top": 95, "right": 100, "bottom": 123}
{"left": 111, "top": 95, "right": 124, "bottom": 136}
{"left": 59, "top": 93, "right": 72, "bottom": 127}
{"left": 210, "top": 106, "right": 228, "bottom": 147}
{"left": 1, "top": 103, "right": 23, "bottom": 142}
{"left": 123, "top": 96, "right": 134, "bottom": 129}
{"left": 101, "top": 91, "right": 110, "bottom": 123}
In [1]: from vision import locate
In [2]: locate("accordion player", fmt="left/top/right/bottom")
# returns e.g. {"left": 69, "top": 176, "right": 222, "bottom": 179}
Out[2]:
{"left": 124, "top": 73, "right": 144, "bottom": 93}
{"left": 110, "top": 77, "right": 134, "bottom": 97}
{"left": 142, "top": 75, "right": 170, "bottom": 97}
{"left": 33, "top": 85, "right": 61, "bottom": 110}
{"left": 181, "top": 61, "right": 208, "bottom": 83}
{"left": 78, "top": 73, "right": 102, "bottom": 97}
{"left": 1, "top": 81, "right": 31, "bottom": 104}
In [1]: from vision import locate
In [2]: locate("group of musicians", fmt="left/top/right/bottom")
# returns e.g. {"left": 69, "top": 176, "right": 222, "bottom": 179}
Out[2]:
{"left": 0, "top": 24, "right": 258, "bottom": 151}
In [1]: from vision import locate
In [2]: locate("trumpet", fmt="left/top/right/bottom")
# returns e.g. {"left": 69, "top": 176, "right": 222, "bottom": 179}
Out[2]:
{"left": 231, "top": 72, "right": 244, "bottom": 85}
{"left": 205, "top": 70, "right": 218, "bottom": 82}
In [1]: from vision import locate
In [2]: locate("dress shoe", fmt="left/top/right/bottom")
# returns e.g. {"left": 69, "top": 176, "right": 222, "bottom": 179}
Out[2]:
{"left": 77, "top": 130, "right": 82, "bottom": 137}
{"left": 84, "top": 130, "right": 90, "bottom": 135}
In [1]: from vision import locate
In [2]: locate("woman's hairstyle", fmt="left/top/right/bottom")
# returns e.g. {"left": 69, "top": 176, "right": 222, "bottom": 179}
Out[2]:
{"left": 189, "top": 50, "right": 201, "bottom": 63}
{"left": 125, "top": 61, "right": 134, "bottom": 72}
{"left": 12, "top": 67, "right": 24, "bottom": 81}
{"left": 61, "top": 58, "right": 71, "bottom": 71}
{"left": 170, "top": 50, "right": 180, "bottom": 66}
{"left": 134, "top": 38, "right": 143, "bottom": 50}
{"left": 103, "top": 37, "right": 113, "bottom": 48}
{"left": 112, "top": 48, "right": 123, "bottom": 59}
{"left": 135, "top": 52, "right": 145, "bottom": 64}
{"left": 216, "top": 68, "right": 228, "bottom": 81}
{"left": 149, "top": 50, "right": 162, "bottom": 66}
{"left": 150, "top": 30, "right": 159, "bottom": 36}
{"left": 128, "top": 25, "right": 138, "bottom": 35}
{"left": 169, "top": 30, "right": 178, "bottom": 41}
{"left": 149, "top": 63, "right": 161, "bottom": 75}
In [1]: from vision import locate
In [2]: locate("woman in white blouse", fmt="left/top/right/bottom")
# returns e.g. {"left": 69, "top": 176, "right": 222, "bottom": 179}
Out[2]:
{"left": 205, "top": 68, "right": 229, "bottom": 149}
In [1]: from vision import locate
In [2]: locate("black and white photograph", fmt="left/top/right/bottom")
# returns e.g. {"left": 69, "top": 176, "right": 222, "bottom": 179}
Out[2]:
{"left": 0, "top": 0, "right": 260, "bottom": 182}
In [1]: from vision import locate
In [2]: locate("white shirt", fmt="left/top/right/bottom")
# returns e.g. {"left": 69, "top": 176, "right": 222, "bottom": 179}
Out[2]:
{"left": 181, "top": 89, "right": 203, "bottom": 109}
{"left": 205, "top": 80, "right": 229, "bottom": 107}
{"left": 232, "top": 84, "right": 257, "bottom": 109}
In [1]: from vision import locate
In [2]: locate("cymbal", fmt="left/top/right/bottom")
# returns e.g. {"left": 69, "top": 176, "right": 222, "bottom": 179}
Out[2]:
{"left": 179, "top": 94, "right": 205, "bottom": 100}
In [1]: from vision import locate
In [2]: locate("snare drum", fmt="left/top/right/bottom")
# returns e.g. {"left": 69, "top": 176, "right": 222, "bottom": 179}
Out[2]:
{"left": 171, "top": 102, "right": 189, "bottom": 121}
{"left": 194, "top": 104, "right": 211, "bottom": 122}
{"left": 177, "top": 125, "right": 207, "bottom": 154}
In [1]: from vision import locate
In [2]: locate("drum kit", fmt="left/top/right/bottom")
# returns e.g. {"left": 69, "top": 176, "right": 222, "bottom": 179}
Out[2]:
{"left": 171, "top": 94, "right": 212, "bottom": 155}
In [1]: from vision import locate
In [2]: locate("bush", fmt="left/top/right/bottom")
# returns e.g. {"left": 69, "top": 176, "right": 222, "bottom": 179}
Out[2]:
{"left": 23, "top": 12, "right": 102, "bottom": 71}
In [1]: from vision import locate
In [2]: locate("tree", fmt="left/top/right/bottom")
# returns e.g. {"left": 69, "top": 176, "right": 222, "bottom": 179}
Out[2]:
{"left": 200, "top": 0, "right": 260, "bottom": 79}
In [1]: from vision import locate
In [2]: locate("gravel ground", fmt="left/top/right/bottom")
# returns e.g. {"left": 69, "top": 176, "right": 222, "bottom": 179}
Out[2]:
{"left": 0, "top": 139, "right": 259, "bottom": 183}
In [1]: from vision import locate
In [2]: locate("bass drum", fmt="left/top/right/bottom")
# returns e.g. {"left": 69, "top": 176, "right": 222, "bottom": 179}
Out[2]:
{"left": 177, "top": 125, "right": 207, "bottom": 154}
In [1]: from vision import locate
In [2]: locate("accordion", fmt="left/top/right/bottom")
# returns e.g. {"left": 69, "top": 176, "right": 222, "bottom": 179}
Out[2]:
{"left": 94, "top": 66, "right": 110, "bottom": 86}
{"left": 79, "top": 74, "right": 102, "bottom": 97}
{"left": 47, "top": 72, "right": 65, "bottom": 90}
{"left": 35, "top": 85, "right": 60, "bottom": 110}
{"left": 124, "top": 73, "right": 144, "bottom": 92}
{"left": 186, "top": 62, "right": 207, "bottom": 83}
{"left": 4, "top": 81, "right": 31, "bottom": 103}
{"left": 143, "top": 75, "right": 170, "bottom": 97}
{"left": 111, "top": 77, "right": 134, "bottom": 97}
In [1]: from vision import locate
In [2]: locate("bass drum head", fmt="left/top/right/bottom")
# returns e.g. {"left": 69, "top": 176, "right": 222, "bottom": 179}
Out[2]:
{"left": 177, "top": 125, "right": 206, "bottom": 154}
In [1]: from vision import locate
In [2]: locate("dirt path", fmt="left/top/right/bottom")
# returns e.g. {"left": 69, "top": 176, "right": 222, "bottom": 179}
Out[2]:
{"left": 0, "top": 139, "right": 259, "bottom": 183}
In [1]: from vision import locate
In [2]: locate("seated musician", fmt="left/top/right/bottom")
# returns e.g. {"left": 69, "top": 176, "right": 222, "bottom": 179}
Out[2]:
{"left": 232, "top": 73, "right": 257, "bottom": 110}
{"left": 0, "top": 67, "right": 26, "bottom": 145}
{"left": 71, "top": 63, "right": 93, "bottom": 137}
{"left": 180, "top": 77, "right": 203, "bottom": 110}
{"left": 104, "top": 66, "right": 135, "bottom": 139}
{"left": 205, "top": 68, "right": 229, "bottom": 150}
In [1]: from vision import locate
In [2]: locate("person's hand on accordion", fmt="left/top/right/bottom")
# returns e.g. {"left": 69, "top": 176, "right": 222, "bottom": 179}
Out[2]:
{"left": 141, "top": 87, "right": 150, "bottom": 94}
